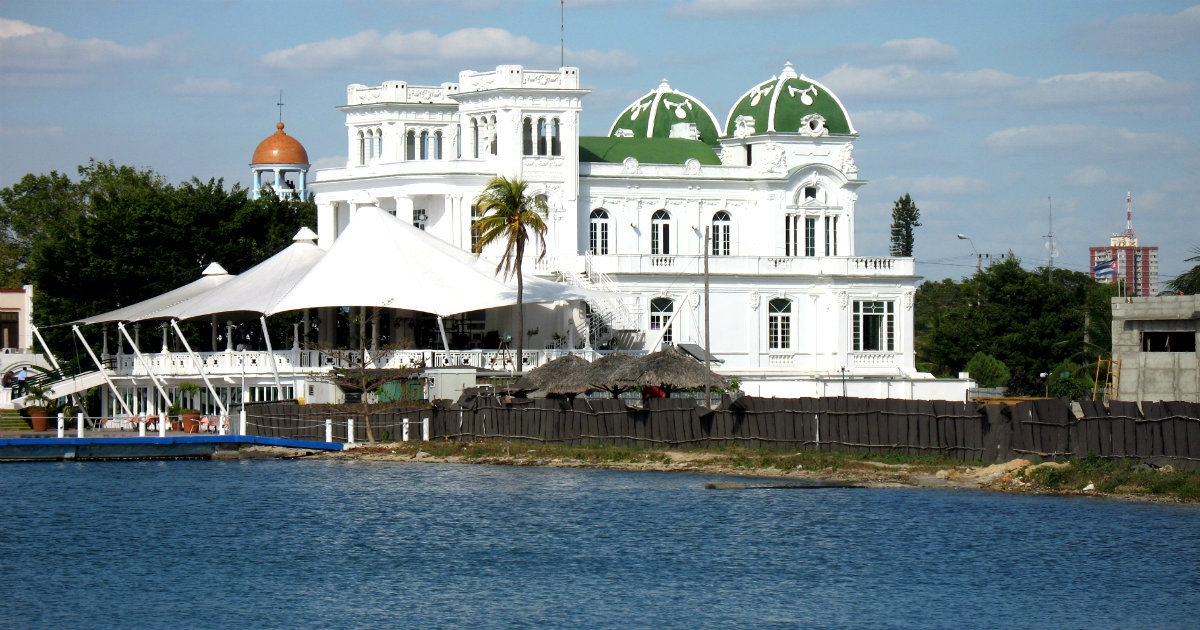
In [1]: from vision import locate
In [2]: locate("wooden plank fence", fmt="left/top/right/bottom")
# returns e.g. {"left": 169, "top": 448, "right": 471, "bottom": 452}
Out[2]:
{"left": 242, "top": 396, "right": 1200, "bottom": 470}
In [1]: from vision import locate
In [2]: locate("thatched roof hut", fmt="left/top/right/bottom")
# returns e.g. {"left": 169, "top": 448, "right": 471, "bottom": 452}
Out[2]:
{"left": 607, "top": 346, "right": 727, "bottom": 392}
{"left": 513, "top": 353, "right": 591, "bottom": 395}
{"left": 574, "top": 351, "right": 635, "bottom": 398}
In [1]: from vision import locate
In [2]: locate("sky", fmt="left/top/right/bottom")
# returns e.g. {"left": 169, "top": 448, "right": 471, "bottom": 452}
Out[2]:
{"left": 2, "top": 0, "right": 1198, "bottom": 285}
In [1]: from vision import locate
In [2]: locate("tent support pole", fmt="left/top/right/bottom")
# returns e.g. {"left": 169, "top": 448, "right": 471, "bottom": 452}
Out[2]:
{"left": 31, "top": 324, "right": 88, "bottom": 415}
{"left": 171, "top": 319, "right": 228, "bottom": 418}
{"left": 436, "top": 316, "right": 450, "bottom": 353}
{"left": 117, "top": 322, "right": 172, "bottom": 410}
{"left": 260, "top": 316, "right": 284, "bottom": 399}
{"left": 72, "top": 325, "right": 133, "bottom": 418}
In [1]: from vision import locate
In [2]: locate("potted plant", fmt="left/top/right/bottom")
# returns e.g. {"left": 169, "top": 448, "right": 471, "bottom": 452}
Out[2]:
{"left": 21, "top": 382, "right": 57, "bottom": 432}
{"left": 174, "top": 382, "right": 203, "bottom": 433}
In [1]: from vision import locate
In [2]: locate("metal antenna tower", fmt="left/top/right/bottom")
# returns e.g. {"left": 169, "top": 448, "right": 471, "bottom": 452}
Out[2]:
{"left": 1044, "top": 196, "right": 1058, "bottom": 282}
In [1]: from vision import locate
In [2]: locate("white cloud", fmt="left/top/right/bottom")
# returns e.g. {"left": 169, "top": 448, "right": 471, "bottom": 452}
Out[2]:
{"left": 880, "top": 38, "right": 959, "bottom": 65}
{"left": 983, "top": 124, "right": 1188, "bottom": 154}
{"left": 0, "top": 125, "right": 64, "bottom": 139}
{"left": 907, "top": 175, "right": 989, "bottom": 196}
{"left": 1020, "top": 71, "right": 1191, "bottom": 107}
{"left": 1066, "top": 165, "right": 1108, "bottom": 187}
{"left": 672, "top": 0, "right": 869, "bottom": 16}
{"left": 172, "top": 77, "right": 241, "bottom": 97}
{"left": 850, "top": 110, "right": 934, "bottom": 135}
{"left": 0, "top": 18, "right": 162, "bottom": 72}
{"left": 1072, "top": 5, "right": 1200, "bottom": 56}
{"left": 821, "top": 64, "right": 1190, "bottom": 111}
{"left": 261, "top": 27, "right": 635, "bottom": 73}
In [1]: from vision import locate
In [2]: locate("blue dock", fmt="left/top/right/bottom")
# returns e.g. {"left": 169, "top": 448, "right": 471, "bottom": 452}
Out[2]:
{"left": 0, "top": 435, "right": 345, "bottom": 461}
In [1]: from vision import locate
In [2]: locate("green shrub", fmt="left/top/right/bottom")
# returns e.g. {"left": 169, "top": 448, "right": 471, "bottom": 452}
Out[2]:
{"left": 964, "top": 352, "right": 1010, "bottom": 388}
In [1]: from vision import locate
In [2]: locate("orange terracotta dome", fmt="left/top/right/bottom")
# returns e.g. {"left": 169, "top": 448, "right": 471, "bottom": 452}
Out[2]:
{"left": 251, "top": 122, "right": 309, "bottom": 165}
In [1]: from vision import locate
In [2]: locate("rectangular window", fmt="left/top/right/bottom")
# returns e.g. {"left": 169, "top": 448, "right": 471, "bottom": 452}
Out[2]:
{"left": 785, "top": 215, "right": 797, "bottom": 256}
{"left": 589, "top": 221, "right": 608, "bottom": 255}
{"left": 768, "top": 299, "right": 792, "bottom": 350}
{"left": 853, "top": 300, "right": 894, "bottom": 351}
{"left": 1142, "top": 331, "right": 1196, "bottom": 352}
{"left": 825, "top": 216, "right": 837, "bottom": 256}
{"left": 470, "top": 205, "right": 483, "bottom": 250}
{"left": 805, "top": 217, "right": 817, "bottom": 257}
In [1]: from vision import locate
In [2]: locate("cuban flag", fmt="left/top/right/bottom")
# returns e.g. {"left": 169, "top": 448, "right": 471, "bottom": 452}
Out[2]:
{"left": 1093, "top": 259, "right": 1117, "bottom": 277}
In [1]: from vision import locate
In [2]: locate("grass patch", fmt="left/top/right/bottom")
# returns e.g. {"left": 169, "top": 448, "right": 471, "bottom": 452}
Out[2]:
{"left": 1024, "top": 453, "right": 1200, "bottom": 501}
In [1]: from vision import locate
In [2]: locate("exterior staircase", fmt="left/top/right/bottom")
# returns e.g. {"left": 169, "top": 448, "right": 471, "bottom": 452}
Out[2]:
{"left": 0, "top": 408, "right": 30, "bottom": 431}
{"left": 545, "top": 253, "right": 643, "bottom": 351}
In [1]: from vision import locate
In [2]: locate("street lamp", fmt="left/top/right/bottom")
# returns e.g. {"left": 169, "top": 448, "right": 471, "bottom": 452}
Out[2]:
{"left": 957, "top": 233, "right": 981, "bottom": 272}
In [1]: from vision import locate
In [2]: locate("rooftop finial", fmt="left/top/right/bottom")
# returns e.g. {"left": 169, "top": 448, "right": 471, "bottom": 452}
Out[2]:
{"left": 276, "top": 90, "right": 284, "bottom": 123}
{"left": 780, "top": 61, "right": 798, "bottom": 79}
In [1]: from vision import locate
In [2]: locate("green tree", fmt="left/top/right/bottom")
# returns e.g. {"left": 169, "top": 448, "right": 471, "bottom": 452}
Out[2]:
{"left": 471, "top": 176, "right": 548, "bottom": 370}
{"left": 915, "top": 253, "right": 1115, "bottom": 396}
{"left": 963, "top": 352, "right": 1009, "bottom": 388}
{"left": 889, "top": 193, "right": 921, "bottom": 257}
{"left": 2, "top": 161, "right": 314, "bottom": 361}
{"left": 1166, "top": 246, "right": 1200, "bottom": 294}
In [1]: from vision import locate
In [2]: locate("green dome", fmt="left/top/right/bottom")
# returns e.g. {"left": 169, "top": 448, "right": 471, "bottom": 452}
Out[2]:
{"left": 724, "top": 62, "right": 855, "bottom": 137}
{"left": 609, "top": 79, "right": 722, "bottom": 145}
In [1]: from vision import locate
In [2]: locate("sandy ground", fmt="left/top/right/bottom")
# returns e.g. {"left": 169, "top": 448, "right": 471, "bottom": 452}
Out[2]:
{"left": 240, "top": 443, "right": 1112, "bottom": 497}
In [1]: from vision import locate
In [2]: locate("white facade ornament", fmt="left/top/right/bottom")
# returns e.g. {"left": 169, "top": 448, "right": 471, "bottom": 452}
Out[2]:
{"left": 798, "top": 113, "right": 828, "bottom": 137}
{"left": 669, "top": 122, "right": 699, "bottom": 140}
{"left": 622, "top": 157, "right": 640, "bottom": 174}
{"left": 614, "top": 128, "right": 634, "bottom": 138}
{"left": 749, "top": 291, "right": 761, "bottom": 310}
{"left": 753, "top": 142, "right": 787, "bottom": 174}
{"left": 718, "top": 146, "right": 738, "bottom": 165}
{"left": 689, "top": 293, "right": 701, "bottom": 308}
{"left": 903, "top": 291, "right": 915, "bottom": 310}
{"left": 683, "top": 158, "right": 701, "bottom": 175}
{"left": 836, "top": 291, "right": 848, "bottom": 310}
{"left": 839, "top": 144, "right": 858, "bottom": 178}
{"left": 733, "top": 115, "right": 756, "bottom": 139}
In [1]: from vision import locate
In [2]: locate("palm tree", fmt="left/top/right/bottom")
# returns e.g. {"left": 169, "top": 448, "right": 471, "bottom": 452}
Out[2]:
{"left": 472, "top": 176, "right": 548, "bottom": 371}
{"left": 1167, "top": 246, "right": 1200, "bottom": 295}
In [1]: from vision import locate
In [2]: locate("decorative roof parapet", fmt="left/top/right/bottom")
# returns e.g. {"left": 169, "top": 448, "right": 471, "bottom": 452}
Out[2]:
{"left": 458, "top": 65, "right": 581, "bottom": 93}
{"left": 346, "top": 80, "right": 460, "bottom": 106}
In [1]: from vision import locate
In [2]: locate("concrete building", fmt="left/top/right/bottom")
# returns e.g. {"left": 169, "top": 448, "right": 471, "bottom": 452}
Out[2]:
{"left": 1089, "top": 192, "right": 1158, "bottom": 297}
{"left": 1111, "top": 294, "right": 1199, "bottom": 403}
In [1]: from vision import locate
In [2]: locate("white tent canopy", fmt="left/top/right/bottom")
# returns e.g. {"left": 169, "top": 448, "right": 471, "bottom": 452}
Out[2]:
{"left": 76, "top": 262, "right": 233, "bottom": 325}
{"left": 268, "top": 205, "right": 598, "bottom": 317}
{"left": 164, "top": 235, "right": 324, "bottom": 320}
{"left": 74, "top": 210, "right": 603, "bottom": 324}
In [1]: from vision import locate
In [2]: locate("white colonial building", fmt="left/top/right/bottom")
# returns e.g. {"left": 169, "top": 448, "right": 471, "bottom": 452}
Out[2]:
{"left": 308, "top": 63, "right": 968, "bottom": 399}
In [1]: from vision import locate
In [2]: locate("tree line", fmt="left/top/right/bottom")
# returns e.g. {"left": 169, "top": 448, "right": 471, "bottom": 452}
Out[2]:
{"left": 0, "top": 160, "right": 315, "bottom": 362}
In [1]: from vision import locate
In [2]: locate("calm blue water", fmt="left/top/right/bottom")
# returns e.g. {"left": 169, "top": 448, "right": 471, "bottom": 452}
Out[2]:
{"left": 1, "top": 460, "right": 1198, "bottom": 629}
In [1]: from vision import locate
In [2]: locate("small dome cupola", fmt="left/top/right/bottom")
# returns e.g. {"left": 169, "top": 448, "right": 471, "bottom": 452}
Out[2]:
{"left": 250, "top": 121, "right": 310, "bottom": 200}
{"left": 609, "top": 78, "right": 722, "bottom": 144}
{"left": 725, "top": 62, "right": 856, "bottom": 138}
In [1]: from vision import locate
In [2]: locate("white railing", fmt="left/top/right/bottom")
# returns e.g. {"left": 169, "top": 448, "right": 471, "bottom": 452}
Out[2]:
{"left": 583, "top": 254, "right": 914, "bottom": 277}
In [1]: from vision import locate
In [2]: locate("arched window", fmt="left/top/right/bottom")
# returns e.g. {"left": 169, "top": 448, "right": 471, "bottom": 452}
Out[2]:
{"left": 711, "top": 211, "right": 731, "bottom": 256}
{"left": 768, "top": 298, "right": 792, "bottom": 350}
{"left": 651, "top": 297, "right": 674, "bottom": 345}
{"left": 522, "top": 117, "right": 534, "bottom": 155}
{"left": 589, "top": 209, "right": 610, "bottom": 255}
{"left": 537, "top": 118, "right": 548, "bottom": 156}
{"left": 651, "top": 210, "right": 671, "bottom": 255}
{"left": 374, "top": 129, "right": 382, "bottom": 160}
{"left": 405, "top": 130, "right": 416, "bottom": 161}
{"left": 434, "top": 131, "right": 443, "bottom": 160}
{"left": 358, "top": 130, "right": 367, "bottom": 165}
{"left": 551, "top": 118, "right": 561, "bottom": 156}
{"left": 420, "top": 131, "right": 429, "bottom": 160}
